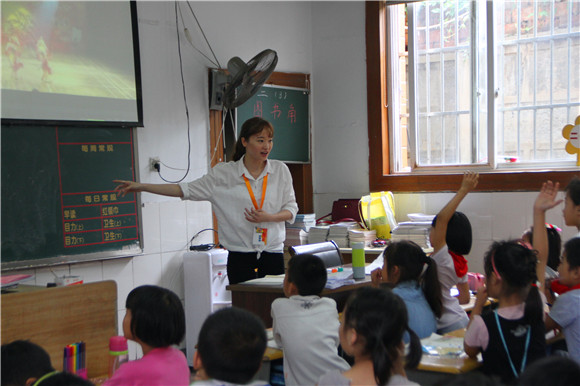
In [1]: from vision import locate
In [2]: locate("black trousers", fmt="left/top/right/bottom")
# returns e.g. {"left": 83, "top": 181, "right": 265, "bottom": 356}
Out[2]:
{"left": 226, "top": 251, "right": 284, "bottom": 285}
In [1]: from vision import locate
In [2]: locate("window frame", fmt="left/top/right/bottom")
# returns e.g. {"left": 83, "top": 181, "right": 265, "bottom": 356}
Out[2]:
{"left": 366, "top": 1, "right": 578, "bottom": 192}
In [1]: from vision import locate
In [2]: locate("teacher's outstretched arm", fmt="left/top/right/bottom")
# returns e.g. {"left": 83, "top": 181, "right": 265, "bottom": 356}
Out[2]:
{"left": 113, "top": 180, "right": 184, "bottom": 198}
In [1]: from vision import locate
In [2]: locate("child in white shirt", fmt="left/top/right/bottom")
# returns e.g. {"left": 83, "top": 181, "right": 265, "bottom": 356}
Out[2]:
{"left": 271, "top": 254, "right": 350, "bottom": 386}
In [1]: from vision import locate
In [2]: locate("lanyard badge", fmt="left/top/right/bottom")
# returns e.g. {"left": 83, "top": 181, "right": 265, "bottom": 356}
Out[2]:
{"left": 243, "top": 174, "right": 268, "bottom": 247}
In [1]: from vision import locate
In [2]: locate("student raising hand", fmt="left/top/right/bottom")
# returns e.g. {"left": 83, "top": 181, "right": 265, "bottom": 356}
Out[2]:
{"left": 532, "top": 181, "right": 563, "bottom": 291}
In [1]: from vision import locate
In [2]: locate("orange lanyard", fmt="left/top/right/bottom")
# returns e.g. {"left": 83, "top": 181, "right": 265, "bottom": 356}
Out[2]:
{"left": 243, "top": 174, "right": 268, "bottom": 210}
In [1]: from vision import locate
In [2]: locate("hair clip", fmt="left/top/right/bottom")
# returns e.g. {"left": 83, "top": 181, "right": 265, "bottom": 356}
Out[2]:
{"left": 546, "top": 223, "right": 562, "bottom": 232}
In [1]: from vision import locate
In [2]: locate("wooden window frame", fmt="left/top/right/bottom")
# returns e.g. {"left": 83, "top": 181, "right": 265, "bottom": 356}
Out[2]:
{"left": 366, "top": 1, "right": 578, "bottom": 192}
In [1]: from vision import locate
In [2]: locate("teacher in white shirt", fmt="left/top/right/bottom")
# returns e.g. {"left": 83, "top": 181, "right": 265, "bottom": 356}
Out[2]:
{"left": 114, "top": 117, "right": 298, "bottom": 284}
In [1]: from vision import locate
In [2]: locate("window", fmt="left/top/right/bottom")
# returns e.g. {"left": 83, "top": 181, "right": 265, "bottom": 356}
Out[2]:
{"left": 367, "top": 1, "right": 580, "bottom": 191}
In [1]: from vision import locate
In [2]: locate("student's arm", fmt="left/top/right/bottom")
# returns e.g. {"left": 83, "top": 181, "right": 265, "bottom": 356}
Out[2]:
{"left": 463, "top": 286, "right": 487, "bottom": 358}
{"left": 463, "top": 342, "right": 481, "bottom": 359}
{"left": 545, "top": 314, "right": 562, "bottom": 332}
{"left": 113, "top": 180, "right": 184, "bottom": 198}
{"left": 456, "top": 282, "right": 471, "bottom": 305}
{"left": 431, "top": 172, "right": 479, "bottom": 253}
{"left": 532, "top": 181, "right": 562, "bottom": 290}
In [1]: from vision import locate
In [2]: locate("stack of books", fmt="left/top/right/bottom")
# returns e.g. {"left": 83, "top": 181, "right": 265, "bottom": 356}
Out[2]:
{"left": 390, "top": 221, "right": 432, "bottom": 249}
{"left": 291, "top": 213, "right": 317, "bottom": 232}
{"left": 285, "top": 213, "right": 316, "bottom": 247}
{"left": 285, "top": 228, "right": 308, "bottom": 248}
{"left": 348, "top": 228, "right": 377, "bottom": 247}
{"left": 327, "top": 221, "right": 359, "bottom": 248}
{"left": 307, "top": 225, "right": 330, "bottom": 244}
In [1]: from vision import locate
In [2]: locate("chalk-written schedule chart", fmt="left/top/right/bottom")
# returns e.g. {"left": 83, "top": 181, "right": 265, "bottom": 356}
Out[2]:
{"left": 57, "top": 128, "right": 139, "bottom": 249}
{"left": 2, "top": 125, "right": 141, "bottom": 268}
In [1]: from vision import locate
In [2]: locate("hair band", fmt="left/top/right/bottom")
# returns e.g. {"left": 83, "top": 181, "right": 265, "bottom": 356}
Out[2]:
{"left": 546, "top": 223, "right": 562, "bottom": 232}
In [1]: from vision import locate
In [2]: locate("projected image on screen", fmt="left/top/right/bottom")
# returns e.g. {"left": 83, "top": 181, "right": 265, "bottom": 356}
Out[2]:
{"left": 1, "top": 1, "right": 142, "bottom": 125}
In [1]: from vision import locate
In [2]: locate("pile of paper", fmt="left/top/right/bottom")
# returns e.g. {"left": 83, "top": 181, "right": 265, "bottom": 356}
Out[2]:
{"left": 285, "top": 213, "right": 316, "bottom": 247}
{"left": 327, "top": 221, "right": 359, "bottom": 248}
{"left": 325, "top": 267, "right": 354, "bottom": 289}
{"left": 307, "top": 225, "right": 330, "bottom": 244}
{"left": 291, "top": 213, "right": 317, "bottom": 232}
{"left": 390, "top": 221, "right": 432, "bottom": 249}
{"left": 348, "top": 228, "right": 377, "bottom": 247}
{"left": 284, "top": 228, "right": 309, "bottom": 248}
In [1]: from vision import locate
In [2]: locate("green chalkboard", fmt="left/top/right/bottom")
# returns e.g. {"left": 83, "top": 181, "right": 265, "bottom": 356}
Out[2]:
{"left": 1, "top": 125, "right": 141, "bottom": 269}
{"left": 237, "top": 85, "right": 310, "bottom": 162}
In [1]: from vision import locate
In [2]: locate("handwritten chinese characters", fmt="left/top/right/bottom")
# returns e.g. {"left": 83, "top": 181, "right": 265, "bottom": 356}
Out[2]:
{"left": 58, "top": 135, "right": 138, "bottom": 250}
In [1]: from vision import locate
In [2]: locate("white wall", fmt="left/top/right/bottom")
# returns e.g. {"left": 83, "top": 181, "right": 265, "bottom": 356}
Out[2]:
{"left": 8, "top": 1, "right": 577, "bottom": 355}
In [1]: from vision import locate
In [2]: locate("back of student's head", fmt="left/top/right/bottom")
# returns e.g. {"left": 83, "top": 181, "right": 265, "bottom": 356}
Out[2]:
{"left": 35, "top": 372, "right": 95, "bottom": 386}
{"left": 517, "top": 356, "right": 580, "bottom": 386}
{"left": 566, "top": 176, "right": 580, "bottom": 205}
{"left": 564, "top": 237, "right": 580, "bottom": 269}
{"left": 125, "top": 285, "right": 185, "bottom": 348}
{"left": 432, "top": 211, "right": 472, "bottom": 254}
{"left": 1, "top": 340, "right": 54, "bottom": 386}
{"left": 483, "top": 240, "right": 542, "bottom": 322}
{"left": 197, "top": 307, "right": 267, "bottom": 384}
{"left": 383, "top": 240, "right": 442, "bottom": 318}
{"left": 523, "top": 225, "right": 562, "bottom": 270}
{"left": 342, "top": 286, "right": 422, "bottom": 386}
{"left": 287, "top": 253, "right": 327, "bottom": 296}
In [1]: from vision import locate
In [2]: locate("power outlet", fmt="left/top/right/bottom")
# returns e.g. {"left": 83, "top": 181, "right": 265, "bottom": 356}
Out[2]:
{"left": 149, "top": 157, "right": 160, "bottom": 172}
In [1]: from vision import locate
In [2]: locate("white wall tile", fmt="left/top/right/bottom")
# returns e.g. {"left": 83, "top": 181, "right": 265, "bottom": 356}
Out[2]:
{"left": 185, "top": 201, "right": 214, "bottom": 245}
{"left": 133, "top": 253, "right": 163, "bottom": 287}
{"left": 103, "top": 257, "right": 134, "bottom": 311}
{"left": 161, "top": 251, "right": 186, "bottom": 300}
{"left": 393, "top": 193, "right": 425, "bottom": 222}
{"left": 70, "top": 261, "right": 104, "bottom": 284}
{"left": 491, "top": 193, "right": 531, "bottom": 240}
{"left": 159, "top": 201, "right": 188, "bottom": 253}
{"left": 35, "top": 266, "right": 68, "bottom": 287}
{"left": 141, "top": 202, "right": 161, "bottom": 254}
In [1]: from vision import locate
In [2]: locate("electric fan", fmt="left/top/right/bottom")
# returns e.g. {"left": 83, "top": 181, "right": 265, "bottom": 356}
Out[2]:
{"left": 210, "top": 49, "right": 278, "bottom": 110}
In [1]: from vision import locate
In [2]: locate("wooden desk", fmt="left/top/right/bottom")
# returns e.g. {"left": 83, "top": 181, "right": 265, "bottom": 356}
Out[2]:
{"left": 227, "top": 276, "right": 372, "bottom": 327}
{"left": 408, "top": 329, "right": 482, "bottom": 385}
{"left": 1, "top": 281, "right": 118, "bottom": 378}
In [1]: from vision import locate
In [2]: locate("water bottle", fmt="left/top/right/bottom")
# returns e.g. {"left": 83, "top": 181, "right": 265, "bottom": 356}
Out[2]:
{"left": 108, "top": 336, "right": 129, "bottom": 378}
{"left": 351, "top": 242, "right": 365, "bottom": 280}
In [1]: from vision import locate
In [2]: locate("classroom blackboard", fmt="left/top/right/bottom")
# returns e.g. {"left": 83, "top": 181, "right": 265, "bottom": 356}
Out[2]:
{"left": 237, "top": 84, "right": 310, "bottom": 162}
{"left": 1, "top": 125, "right": 141, "bottom": 269}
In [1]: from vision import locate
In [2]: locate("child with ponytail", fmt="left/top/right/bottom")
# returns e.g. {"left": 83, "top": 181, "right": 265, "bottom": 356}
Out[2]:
{"left": 430, "top": 172, "right": 478, "bottom": 333}
{"left": 464, "top": 241, "right": 546, "bottom": 383}
{"left": 371, "top": 240, "right": 442, "bottom": 339}
{"left": 318, "top": 287, "right": 422, "bottom": 386}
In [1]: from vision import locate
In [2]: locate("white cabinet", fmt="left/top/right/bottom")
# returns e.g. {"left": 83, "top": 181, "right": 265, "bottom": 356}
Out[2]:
{"left": 183, "top": 249, "right": 231, "bottom": 365}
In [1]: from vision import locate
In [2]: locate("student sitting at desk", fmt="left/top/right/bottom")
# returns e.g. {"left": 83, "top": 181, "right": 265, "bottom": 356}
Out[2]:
{"left": 318, "top": 287, "right": 421, "bottom": 386}
{"left": 104, "top": 285, "right": 190, "bottom": 386}
{"left": 271, "top": 254, "right": 350, "bottom": 386}
{"left": 1, "top": 340, "right": 92, "bottom": 386}
{"left": 546, "top": 238, "right": 580, "bottom": 364}
{"left": 371, "top": 240, "right": 442, "bottom": 340}
{"left": 192, "top": 307, "right": 268, "bottom": 386}
{"left": 464, "top": 240, "right": 546, "bottom": 383}
{"left": 430, "top": 172, "right": 478, "bottom": 334}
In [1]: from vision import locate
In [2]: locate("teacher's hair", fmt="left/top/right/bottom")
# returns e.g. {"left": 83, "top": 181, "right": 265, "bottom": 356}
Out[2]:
{"left": 232, "top": 117, "right": 274, "bottom": 161}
